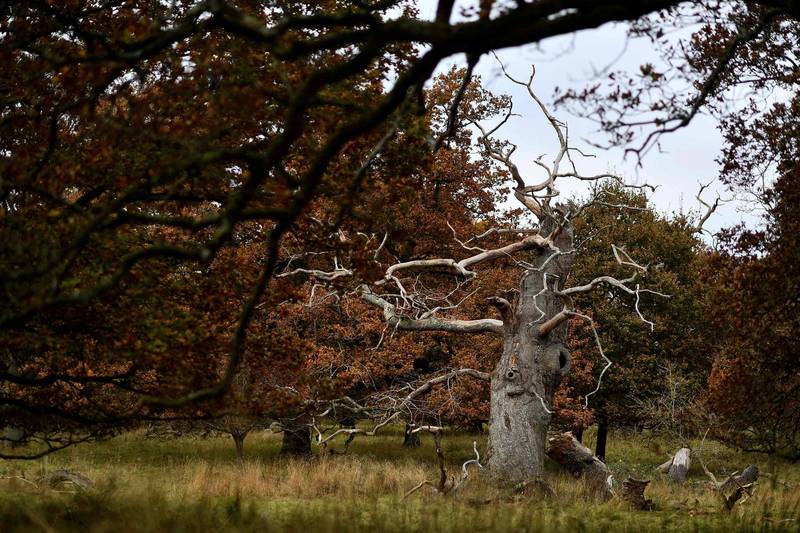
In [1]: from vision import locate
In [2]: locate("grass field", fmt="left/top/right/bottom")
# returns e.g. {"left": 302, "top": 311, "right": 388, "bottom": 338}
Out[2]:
{"left": 1, "top": 426, "right": 798, "bottom": 532}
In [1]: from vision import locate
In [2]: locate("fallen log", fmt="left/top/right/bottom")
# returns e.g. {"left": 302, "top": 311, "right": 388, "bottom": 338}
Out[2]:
{"left": 621, "top": 477, "right": 654, "bottom": 510}
{"left": 656, "top": 455, "right": 673, "bottom": 474}
{"left": 720, "top": 465, "right": 759, "bottom": 510}
{"left": 546, "top": 432, "right": 613, "bottom": 500}
{"left": 720, "top": 465, "right": 759, "bottom": 493}
{"left": 38, "top": 470, "right": 93, "bottom": 491}
{"left": 693, "top": 429, "right": 759, "bottom": 511}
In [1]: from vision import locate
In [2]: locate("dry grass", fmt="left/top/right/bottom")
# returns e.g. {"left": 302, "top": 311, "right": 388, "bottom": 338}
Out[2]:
{"left": 1, "top": 428, "right": 798, "bottom": 532}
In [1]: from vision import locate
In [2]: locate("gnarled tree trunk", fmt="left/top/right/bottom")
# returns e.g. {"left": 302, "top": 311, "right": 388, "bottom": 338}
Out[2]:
{"left": 487, "top": 229, "right": 573, "bottom": 484}
{"left": 280, "top": 419, "right": 311, "bottom": 456}
{"left": 349, "top": 79, "right": 659, "bottom": 487}
{"left": 232, "top": 431, "right": 246, "bottom": 460}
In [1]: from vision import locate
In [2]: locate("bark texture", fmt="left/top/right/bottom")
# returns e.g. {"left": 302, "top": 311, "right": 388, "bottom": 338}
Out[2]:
{"left": 487, "top": 228, "right": 574, "bottom": 484}
{"left": 546, "top": 432, "right": 613, "bottom": 499}
{"left": 595, "top": 419, "right": 609, "bottom": 461}
{"left": 232, "top": 432, "right": 246, "bottom": 459}
{"left": 622, "top": 478, "right": 654, "bottom": 510}
{"left": 280, "top": 420, "right": 311, "bottom": 456}
{"left": 668, "top": 447, "right": 692, "bottom": 483}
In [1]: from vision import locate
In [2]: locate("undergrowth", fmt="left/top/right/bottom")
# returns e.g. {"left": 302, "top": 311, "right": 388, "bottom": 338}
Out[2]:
{"left": 0, "top": 427, "right": 798, "bottom": 532}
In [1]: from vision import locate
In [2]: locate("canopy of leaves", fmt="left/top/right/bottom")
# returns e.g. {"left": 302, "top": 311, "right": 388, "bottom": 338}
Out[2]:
{"left": 555, "top": 182, "right": 710, "bottom": 434}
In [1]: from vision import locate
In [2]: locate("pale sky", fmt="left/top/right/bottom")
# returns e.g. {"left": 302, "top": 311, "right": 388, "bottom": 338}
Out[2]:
{"left": 415, "top": 1, "right": 762, "bottom": 238}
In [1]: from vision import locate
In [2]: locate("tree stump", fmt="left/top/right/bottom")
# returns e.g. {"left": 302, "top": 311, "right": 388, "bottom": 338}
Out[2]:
{"left": 546, "top": 432, "right": 613, "bottom": 499}
{"left": 657, "top": 447, "right": 691, "bottom": 483}
{"left": 622, "top": 477, "right": 654, "bottom": 510}
{"left": 232, "top": 431, "right": 246, "bottom": 460}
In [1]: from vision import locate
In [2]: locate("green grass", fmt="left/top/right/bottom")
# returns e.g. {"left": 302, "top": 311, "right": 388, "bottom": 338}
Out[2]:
{"left": 1, "top": 427, "right": 798, "bottom": 532}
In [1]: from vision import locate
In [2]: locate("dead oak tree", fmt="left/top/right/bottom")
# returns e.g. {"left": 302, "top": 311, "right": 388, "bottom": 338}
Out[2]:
{"left": 283, "top": 65, "right": 672, "bottom": 485}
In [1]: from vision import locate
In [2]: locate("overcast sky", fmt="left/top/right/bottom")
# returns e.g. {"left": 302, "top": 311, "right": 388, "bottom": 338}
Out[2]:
{"left": 415, "top": 1, "right": 761, "bottom": 237}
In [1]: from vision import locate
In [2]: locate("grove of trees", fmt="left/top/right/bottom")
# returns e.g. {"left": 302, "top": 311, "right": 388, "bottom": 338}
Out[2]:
{"left": 1, "top": 0, "right": 799, "bottom": 487}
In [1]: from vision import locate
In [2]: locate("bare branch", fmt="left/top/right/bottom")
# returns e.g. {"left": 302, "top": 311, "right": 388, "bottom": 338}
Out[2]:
{"left": 379, "top": 233, "right": 550, "bottom": 281}
{"left": 277, "top": 267, "right": 353, "bottom": 282}
{"left": 537, "top": 307, "right": 570, "bottom": 337}
{"left": 566, "top": 310, "right": 612, "bottom": 408}
{"left": 313, "top": 369, "right": 488, "bottom": 455}
{"left": 464, "top": 227, "right": 541, "bottom": 244}
{"left": 360, "top": 287, "right": 504, "bottom": 335}
{"left": 394, "top": 368, "right": 490, "bottom": 413}
{"left": 487, "top": 296, "right": 514, "bottom": 325}
{"left": 627, "top": 8, "right": 782, "bottom": 159}
{"left": 694, "top": 181, "right": 726, "bottom": 234}
{"left": 451, "top": 440, "right": 483, "bottom": 492}
{"left": 555, "top": 172, "right": 656, "bottom": 192}
{"left": 555, "top": 245, "right": 669, "bottom": 331}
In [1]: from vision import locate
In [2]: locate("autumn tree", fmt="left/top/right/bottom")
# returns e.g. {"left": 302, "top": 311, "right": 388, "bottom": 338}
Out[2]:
{"left": 700, "top": 104, "right": 800, "bottom": 460}
{"left": 283, "top": 62, "right": 682, "bottom": 483}
{"left": 555, "top": 182, "right": 711, "bottom": 459}
{"left": 280, "top": 68, "right": 510, "bottom": 450}
{"left": 0, "top": 0, "right": 427, "bottom": 454}
{"left": 4, "top": 0, "right": 800, "bottom": 463}
{"left": 699, "top": 11, "right": 800, "bottom": 461}
{"left": 557, "top": 2, "right": 800, "bottom": 460}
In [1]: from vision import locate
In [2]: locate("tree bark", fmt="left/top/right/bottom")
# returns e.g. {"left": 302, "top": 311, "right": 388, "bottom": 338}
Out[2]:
{"left": 659, "top": 447, "right": 691, "bottom": 483}
{"left": 622, "top": 478, "right": 653, "bottom": 510}
{"left": 403, "top": 423, "right": 421, "bottom": 447}
{"left": 486, "top": 227, "right": 574, "bottom": 484}
{"left": 546, "top": 432, "right": 613, "bottom": 499}
{"left": 720, "top": 465, "right": 758, "bottom": 510}
{"left": 232, "top": 432, "right": 246, "bottom": 460}
{"left": 280, "top": 420, "right": 311, "bottom": 456}
{"left": 595, "top": 419, "right": 609, "bottom": 462}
